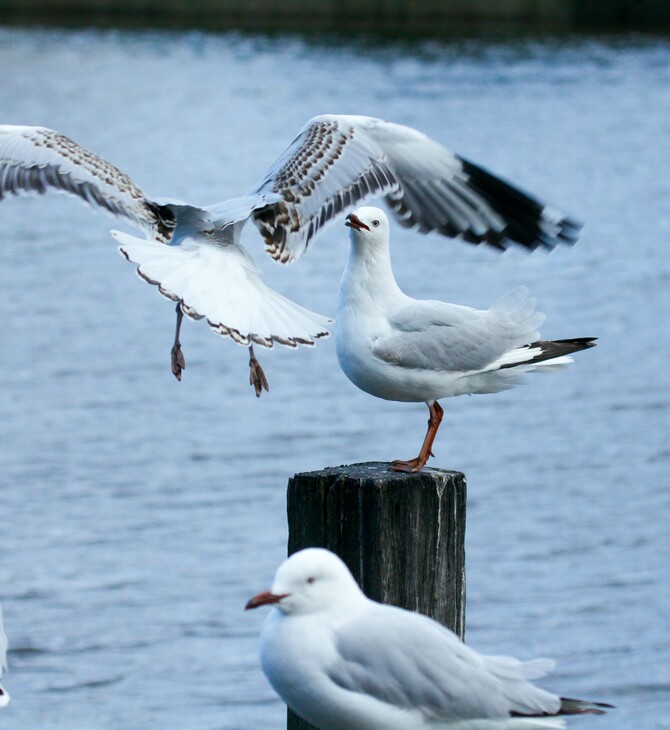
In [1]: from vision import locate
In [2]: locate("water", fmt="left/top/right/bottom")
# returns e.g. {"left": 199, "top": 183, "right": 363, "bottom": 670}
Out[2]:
{"left": 0, "top": 27, "right": 668, "bottom": 729}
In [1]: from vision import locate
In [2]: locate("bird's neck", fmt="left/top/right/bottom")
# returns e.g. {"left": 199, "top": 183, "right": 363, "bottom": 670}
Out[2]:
{"left": 340, "top": 242, "right": 403, "bottom": 309}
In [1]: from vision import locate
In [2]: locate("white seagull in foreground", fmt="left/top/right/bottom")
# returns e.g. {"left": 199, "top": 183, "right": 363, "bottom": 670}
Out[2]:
{"left": 0, "top": 603, "right": 9, "bottom": 707}
{"left": 0, "top": 115, "right": 581, "bottom": 396}
{"left": 337, "top": 207, "right": 596, "bottom": 472}
{"left": 246, "top": 549, "right": 612, "bottom": 730}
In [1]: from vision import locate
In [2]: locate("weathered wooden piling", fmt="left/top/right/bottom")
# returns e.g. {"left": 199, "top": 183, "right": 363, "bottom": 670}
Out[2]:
{"left": 286, "top": 462, "right": 467, "bottom": 730}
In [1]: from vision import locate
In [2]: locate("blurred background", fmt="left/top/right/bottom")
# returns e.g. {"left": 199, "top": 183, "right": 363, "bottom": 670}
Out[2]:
{"left": 1, "top": 0, "right": 670, "bottom": 34}
{"left": 0, "top": 5, "right": 669, "bottom": 730}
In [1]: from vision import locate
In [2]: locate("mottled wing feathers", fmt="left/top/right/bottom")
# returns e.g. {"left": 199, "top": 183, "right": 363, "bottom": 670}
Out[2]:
{"left": 250, "top": 115, "right": 581, "bottom": 263}
{"left": 0, "top": 125, "right": 175, "bottom": 241}
{"left": 251, "top": 116, "right": 399, "bottom": 262}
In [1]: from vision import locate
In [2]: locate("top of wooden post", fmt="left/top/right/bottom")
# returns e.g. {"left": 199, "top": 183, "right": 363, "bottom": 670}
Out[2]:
{"left": 287, "top": 462, "right": 467, "bottom": 638}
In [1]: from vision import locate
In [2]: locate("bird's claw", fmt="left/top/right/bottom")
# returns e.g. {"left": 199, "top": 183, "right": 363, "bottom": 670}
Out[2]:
{"left": 171, "top": 343, "right": 185, "bottom": 381}
{"left": 249, "top": 354, "right": 269, "bottom": 398}
{"left": 390, "top": 458, "right": 426, "bottom": 473}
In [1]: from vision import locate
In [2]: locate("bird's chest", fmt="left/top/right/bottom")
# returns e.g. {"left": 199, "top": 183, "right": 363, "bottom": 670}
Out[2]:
{"left": 335, "top": 303, "right": 396, "bottom": 392}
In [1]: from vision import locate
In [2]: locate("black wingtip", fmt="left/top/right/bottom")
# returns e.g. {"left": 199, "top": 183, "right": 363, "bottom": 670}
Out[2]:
{"left": 559, "top": 697, "right": 615, "bottom": 715}
{"left": 459, "top": 156, "right": 582, "bottom": 251}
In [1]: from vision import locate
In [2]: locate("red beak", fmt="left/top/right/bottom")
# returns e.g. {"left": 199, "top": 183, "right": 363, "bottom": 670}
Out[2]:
{"left": 345, "top": 213, "right": 370, "bottom": 231}
{"left": 245, "top": 590, "right": 289, "bottom": 610}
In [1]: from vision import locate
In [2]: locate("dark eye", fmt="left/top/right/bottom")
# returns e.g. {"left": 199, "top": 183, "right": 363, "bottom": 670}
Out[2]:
{"left": 306, "top": 576, "right": 316, "bottom": 585}
{"left": 372, "top": 220, "right": 380, "bottom": 227}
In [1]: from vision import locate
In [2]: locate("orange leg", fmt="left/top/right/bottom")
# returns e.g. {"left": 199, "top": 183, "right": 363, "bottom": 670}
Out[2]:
{"left": 391, "top": 401, "right": 444, "bottom": 473}
{"left": 171, "top": 303, "right": 186, "bottom": 381}
{"left": 248, "top": 345, "right": 269, "bottom": 398}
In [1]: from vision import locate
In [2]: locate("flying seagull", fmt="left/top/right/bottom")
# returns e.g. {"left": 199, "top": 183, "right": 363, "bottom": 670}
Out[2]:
{"left": 0, "top": 115, "right": 580, "bottom": 395}
{"left": 246, "top": 548, "right": 612, "bottom": 729}
{"left": 0, "top": 603, "right": 9, "bottom": 708}
{"left": 336, "top": 207, "right": 595, "bottom": 472}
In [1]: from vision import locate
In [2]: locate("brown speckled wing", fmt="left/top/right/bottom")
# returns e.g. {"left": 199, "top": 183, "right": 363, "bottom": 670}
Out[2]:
{"left": 251, "top": 117, "right": 399, "bottom": 263}
{"left": 0, "top": 125, "right": 175, "bottom": 242}
{"left": 250, "top": 114, "right": 581, "bottom": 263}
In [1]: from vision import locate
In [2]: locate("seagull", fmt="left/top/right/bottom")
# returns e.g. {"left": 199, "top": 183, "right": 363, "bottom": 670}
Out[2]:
{"left": 0, "top": 115, "right": 580, "bottom": 395}
{"left": 337, "top": 207, "right": 596, "bottom": 472}
{"left": 0, "top": 603, "right": 9, "bottom": 707}
{"left": 246, "top": 548, "right": 612, "bottom": 730}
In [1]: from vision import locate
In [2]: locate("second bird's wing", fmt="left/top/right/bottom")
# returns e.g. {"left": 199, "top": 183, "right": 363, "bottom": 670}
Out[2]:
{"left": 250, "top": 115, "right": 581, "bottom": 263}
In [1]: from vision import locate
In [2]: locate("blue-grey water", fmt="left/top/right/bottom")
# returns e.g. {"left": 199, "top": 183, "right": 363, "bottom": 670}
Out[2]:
{"left": 0, "top": 27, "right": 668, "bottom": 729}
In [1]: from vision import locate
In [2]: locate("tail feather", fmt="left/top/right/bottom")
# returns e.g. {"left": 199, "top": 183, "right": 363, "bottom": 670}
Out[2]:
{"left": 499, "top": 337, "right": 597, "bottom": 370}
{"left": 558, "top": 697, "right": 614, "bottom": 716}
{"left": 512, "top": 697, "right": 613, "bottom": 719}
{"left": 113, "top": 230, "right": 332, "bottom": 348}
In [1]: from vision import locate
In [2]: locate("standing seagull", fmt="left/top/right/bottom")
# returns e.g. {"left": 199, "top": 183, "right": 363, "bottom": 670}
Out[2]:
{"left": 246, "top": 548, "right": 612, "bottom": 729}
{"left": 0, "top": 115, "right": 580, "bottom": 395}
{"left": 336, "top": 207, "right": 595, "bottom": 472}
{"left": 0, "top": 603, "right": 9, "bottom": 707}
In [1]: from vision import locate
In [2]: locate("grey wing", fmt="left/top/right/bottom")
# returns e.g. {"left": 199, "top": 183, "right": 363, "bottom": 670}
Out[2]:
{"left": 0, "top": 125, "right": 175, "bottom": 241}
{"left": 328, "top": 605, "right": 560, "bottom": 721}
{"left": 374, "top": 289, "right": 544, "bottom": 373}
{"left": 250, "top": 114, "right": 581, "bottom": 263}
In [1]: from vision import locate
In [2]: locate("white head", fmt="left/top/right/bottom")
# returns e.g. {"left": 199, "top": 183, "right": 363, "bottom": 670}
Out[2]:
{"left": 245, "top": 548, "right": 365, "bottom": 617}
{"left": 345, "top": 206, "right": 390, "bottom": 253}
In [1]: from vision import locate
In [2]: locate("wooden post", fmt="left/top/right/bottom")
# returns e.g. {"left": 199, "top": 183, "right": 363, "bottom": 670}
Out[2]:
{"left": 286, "top": 462, "right": 467, "bottom": 730}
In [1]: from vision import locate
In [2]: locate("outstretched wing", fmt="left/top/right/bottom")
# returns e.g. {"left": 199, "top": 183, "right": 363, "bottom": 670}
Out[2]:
{"left": 0, "top": 125, "right": 175, "bottom": 241}
{"left": 251, "top": 116, "right": 398, "bottom": 262}
{"left": 250, "top": 114, "right": 581, "bottom": 263}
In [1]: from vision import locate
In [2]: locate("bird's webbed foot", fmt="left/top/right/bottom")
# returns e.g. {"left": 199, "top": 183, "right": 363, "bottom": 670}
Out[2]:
{"left": 390, "top": 456, "right": 429, "bottom": 473}
{"left": 171, "top": 343, "right": 186, "bottom": 381}
{"left": 249, "top": 345, "right": 269, "bottom": 398}
{"left": 171, "top": 303, "right": 186, "bottom": 381}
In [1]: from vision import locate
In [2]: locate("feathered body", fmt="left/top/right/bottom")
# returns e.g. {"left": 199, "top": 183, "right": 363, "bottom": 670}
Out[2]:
{"left": 248, "top": 549, "right": 611, "bottom": 730}
{"left": 335, "top": 207, "right": 595, "bottom": 470}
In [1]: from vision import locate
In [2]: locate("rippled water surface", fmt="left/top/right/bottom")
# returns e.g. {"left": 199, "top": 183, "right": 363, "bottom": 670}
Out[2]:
{"left": 0, "top": 27, "right": 668, "bottom": 729}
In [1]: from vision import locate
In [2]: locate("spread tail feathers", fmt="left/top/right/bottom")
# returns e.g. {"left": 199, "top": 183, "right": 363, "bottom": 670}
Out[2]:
{"left": 113, "top": 231, "right": 332, "bottom": 348}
